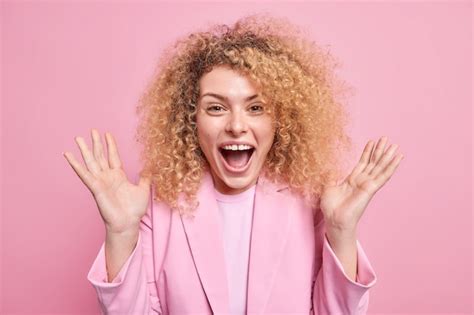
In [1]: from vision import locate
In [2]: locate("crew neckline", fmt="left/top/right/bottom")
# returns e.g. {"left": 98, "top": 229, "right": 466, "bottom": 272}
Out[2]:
{"left": 213, "top": 184, "right": 257, "bottom": 203}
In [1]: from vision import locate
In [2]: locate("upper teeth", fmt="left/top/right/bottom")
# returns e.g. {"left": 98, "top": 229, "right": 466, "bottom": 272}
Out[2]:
{"left": 222, "top": 144, "right": 253, "bottom": 151}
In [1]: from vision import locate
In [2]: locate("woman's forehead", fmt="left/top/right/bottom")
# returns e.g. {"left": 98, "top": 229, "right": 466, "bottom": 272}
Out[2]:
{"left": 197, "top": 66, "right": 265, "bottom": 102}
{"left": 199, "top": 92, "right": 261, "bottom": 102}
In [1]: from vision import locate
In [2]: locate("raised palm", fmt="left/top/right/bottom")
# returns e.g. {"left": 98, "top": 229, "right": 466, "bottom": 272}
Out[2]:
{"left": 320, "top": 136, "right": 404, "bottom": 231}
{"left": 63, "top": 129, "right": 151, "bottom": 233}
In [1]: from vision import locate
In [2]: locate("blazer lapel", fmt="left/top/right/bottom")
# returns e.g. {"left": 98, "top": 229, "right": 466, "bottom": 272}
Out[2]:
{"left": 246, "top": 174, "right": 292, "bottom": 314}
{"left": 180, "top": 171, "right": 291, "bottom": 314}
{"left": 180, "top": 171, "right": 230, "bottom": 313}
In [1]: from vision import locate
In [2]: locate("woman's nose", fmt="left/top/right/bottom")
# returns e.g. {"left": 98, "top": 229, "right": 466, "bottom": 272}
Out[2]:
{"left": 225, "top": 112, "right": 248, "bottom": 135}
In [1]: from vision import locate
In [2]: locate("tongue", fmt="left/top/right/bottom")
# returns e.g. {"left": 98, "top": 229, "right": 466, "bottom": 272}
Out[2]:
{"left": 223, "top": 150, "right": 251, "bottom": 169}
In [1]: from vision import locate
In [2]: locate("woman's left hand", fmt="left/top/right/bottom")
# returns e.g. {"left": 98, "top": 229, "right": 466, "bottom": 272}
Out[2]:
{"left": 320, "top": 136, "right": 404, "bottom": 232}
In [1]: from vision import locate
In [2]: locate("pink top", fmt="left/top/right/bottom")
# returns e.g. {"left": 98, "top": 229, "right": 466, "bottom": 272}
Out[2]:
{"left": 213, "top": 184, "right": 256, "bottom": 315}
{"left": 86, "top": 172, "right": 378, "bottom": 314}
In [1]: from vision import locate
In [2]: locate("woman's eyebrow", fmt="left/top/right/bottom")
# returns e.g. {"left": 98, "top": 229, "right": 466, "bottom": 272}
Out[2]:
{"left": 199, "top": 92, "right": 260, "bottom": 102}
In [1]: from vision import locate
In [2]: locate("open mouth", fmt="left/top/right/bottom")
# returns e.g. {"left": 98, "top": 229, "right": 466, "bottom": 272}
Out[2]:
{"left": 219, "top": 147, "right": 255, "bottom": 172}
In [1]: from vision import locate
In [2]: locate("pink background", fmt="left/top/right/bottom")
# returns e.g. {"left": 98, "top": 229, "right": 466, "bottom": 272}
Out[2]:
{"left": 1, "top": 1, "right": 472, "bottom": 314}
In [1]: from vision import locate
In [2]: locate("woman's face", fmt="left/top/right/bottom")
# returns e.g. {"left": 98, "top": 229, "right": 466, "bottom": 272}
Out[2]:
{"left": 196, "top": 66, "right": 275, "bottom": 195}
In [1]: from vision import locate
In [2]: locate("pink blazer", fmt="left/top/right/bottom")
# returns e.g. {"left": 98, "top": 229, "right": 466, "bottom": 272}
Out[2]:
{"left": 87, "top": 171, "right": 377, "bottom": 314}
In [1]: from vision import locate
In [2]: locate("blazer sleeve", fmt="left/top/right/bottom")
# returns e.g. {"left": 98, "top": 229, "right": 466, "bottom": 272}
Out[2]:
{"left": 86, "top": 189, "right": 162, "bottom": 315}
{"left": 312, "top": 215, "right": 377, "bottom": 315}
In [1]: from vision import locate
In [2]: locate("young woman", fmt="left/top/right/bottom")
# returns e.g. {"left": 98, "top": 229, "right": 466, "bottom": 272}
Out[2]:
{"left": 64, "top": 14, "right": 403, "bottom": 314}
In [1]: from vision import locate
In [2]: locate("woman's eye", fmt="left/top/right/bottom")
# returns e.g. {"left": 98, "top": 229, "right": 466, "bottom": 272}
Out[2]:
{"left": 250, "top": 104, "right": 264, "bottom": 112}
{"left": 207, "top": 105, "right": 224, "bottom": 112}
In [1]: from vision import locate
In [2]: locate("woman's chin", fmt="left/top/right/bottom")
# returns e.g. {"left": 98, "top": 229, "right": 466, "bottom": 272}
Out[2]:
{"left": 215, "top": 173, "right": 257, "bottom": 195}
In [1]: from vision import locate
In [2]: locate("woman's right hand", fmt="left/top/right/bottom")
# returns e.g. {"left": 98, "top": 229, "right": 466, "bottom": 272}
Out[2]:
{"left": 63, "top": 129, "right": 151, "bottom": 234}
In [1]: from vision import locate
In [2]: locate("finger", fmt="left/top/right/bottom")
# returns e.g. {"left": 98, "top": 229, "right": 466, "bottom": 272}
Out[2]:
{"left": 373, "top": 153, "right": 404, "bottom": 188}
{"left": 91, "top": 129, "right": 110, "bottom": 170}
{"left": 105, "top": 132, "right": 123, "bottom": 169}
{"left": 63, "top": 151, "right": 97, "bottom": 193}
{"left": 359, "top": 140, "right": 375, "bottom": 165}
{"left": 343, "top": 139, "right": 375, "bottom": 185}
{"left": 364, "top": 136, "right": 388, "bottom": 174}
{"left": 372, "top": 136, "right": 388, "bottom": 162}
{"left": 351, "top": 139, "right": 375, "bottom": 176}
{"left": 75, "top": 136, "right": 102, "bottom": 176}
{"left": 369, "top": 143, "right": 399, "bottom": 177}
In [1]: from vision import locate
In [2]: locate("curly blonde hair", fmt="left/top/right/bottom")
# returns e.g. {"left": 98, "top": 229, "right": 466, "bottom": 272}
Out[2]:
{"left": 135, "top": 13, "right": 354, "bottom": 216}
